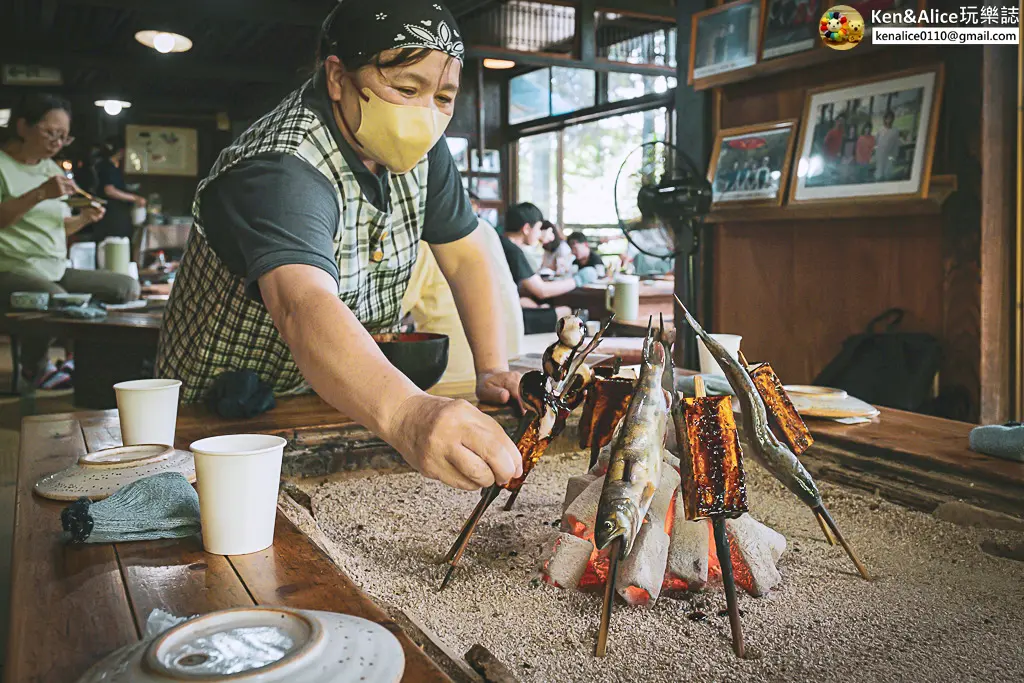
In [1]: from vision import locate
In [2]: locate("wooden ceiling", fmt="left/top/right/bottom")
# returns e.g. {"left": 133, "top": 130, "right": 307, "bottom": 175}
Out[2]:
{"left": 0, "top": 0, "right": 676, "bottom": 118}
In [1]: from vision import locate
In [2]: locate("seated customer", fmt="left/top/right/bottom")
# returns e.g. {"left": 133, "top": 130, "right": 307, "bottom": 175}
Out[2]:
{"left": 567, "top": 232, "right": 607, "bottom": 279}
{"left": 540, "top": 221, "right": 574, "bottom": 277}
{"left": 401, "top": 224, "right": 524, "bottom": 384}
{"left": 0, "top": 94, "right": 139, "bottom": 389}
{"left": 500, "top": 203, "right": 598, "bottom": 334}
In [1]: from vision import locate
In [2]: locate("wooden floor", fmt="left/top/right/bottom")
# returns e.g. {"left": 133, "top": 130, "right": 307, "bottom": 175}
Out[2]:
{"left": 0, "top": 340, "right": 76, "bottom": 678}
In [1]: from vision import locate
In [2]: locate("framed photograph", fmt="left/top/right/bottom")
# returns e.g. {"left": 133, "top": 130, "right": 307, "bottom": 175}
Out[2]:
{"left": 689, "top": 0, "right": 761, "bottom": 84}
{"left": 446, "top": 137, "right": 469, "bottom": 172}
{"left": 761, "top": 0, "right": 821, "bottom": 59}
{"left": 124, "top": 125, "right": 198, "bottom": 177}
{"left": 708, "top": 120, "right": 797, "bottom": 207}
{"left": 790, "top": 65, "right": 944, "bottom": 203}
{"left": 472, "top": 176, "right": 502, "bottom": 201}
{"left": 471, "top": 149, "right": 501, "bottom": 173}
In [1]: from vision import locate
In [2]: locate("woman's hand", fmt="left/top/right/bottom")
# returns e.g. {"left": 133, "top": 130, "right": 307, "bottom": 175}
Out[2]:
{"left": 386, "top": 394, "right": 523, "bottom": 491}
{"left": 37, "top": 175, "right": 77, "bottom": 201}
{"left": 80, "top": 205, "right": 105, "bottom": 224}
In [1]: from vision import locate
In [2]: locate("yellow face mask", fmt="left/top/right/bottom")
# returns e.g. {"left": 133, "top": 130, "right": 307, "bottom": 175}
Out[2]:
{"left": 352, "top": 87, "right": 452, "bottom": 174}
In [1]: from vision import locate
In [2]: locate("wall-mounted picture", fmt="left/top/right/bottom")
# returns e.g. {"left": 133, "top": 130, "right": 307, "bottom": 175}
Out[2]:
{"left": 124, "top": 125, "right": 198, "bottom": 177}
{"left": 447, "top": 137, "right": 469, "bottom": 172}
{"left": 472, "top": 176, "right": 502, "bottom": 201}
{"left": 790, "top": 65, "right": 944, "bottom": 203}
{"left": 762, "top": 0, "right": 821, "bottom": 59}
{"left": 471, "top": 149, "right": 501, "bottom": 173}
{"left": 689, "top": 0, "right": 761, "bottom": 83}
{"left": 708, "top": 120, "right": 797, "bottom": 206}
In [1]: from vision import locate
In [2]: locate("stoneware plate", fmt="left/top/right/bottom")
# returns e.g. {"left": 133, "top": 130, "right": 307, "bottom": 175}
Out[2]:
{"left": 787, "top": 393, "right": 880, "bottom": 420}
{"left": 75, "top": 607, "right": 405, "bottom": 683}
{"left": 34, "top": 444, "right": 196, "bottom": 501}
{"left": 783, "top": 385, "right": 849, "bottom": 399}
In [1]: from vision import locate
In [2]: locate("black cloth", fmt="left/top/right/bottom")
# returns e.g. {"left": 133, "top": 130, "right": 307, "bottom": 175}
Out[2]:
{"left": 523, "top": 307, "right": 558, "bottom": 335}
{"left": 321, "top": 0, "right": 464, "bottom": 64}
{"left": 499, "top": 234, "right": 536, "bottom": 285}
{"left": 204, "top": 370, "right": 276, "bottom": 419}
{"left": 200, "top": 69, "right": 478, "bottom": 301}
{"left": 93, "top": 159, "right": 133, "bottom": 241}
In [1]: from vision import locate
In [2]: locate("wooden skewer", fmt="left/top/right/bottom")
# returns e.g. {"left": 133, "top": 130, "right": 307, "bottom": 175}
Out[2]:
{"left": 815, "top": 504, "right": 871, "bottom": 580}
{"left": 695, "top": 377, "right": 745, "bottom": 657}
{"left": 74, "top": 187, "right": 107, "bottom": 205}
{"left": 712, "top": 516, "right": 745, "bottom": 658}
{"left": 440, "top": 485, "right": 502, "bottom": 590}
{"left": 594, "top": 537, "right": 623, "bottom": 658}
{"left": 737, "top": 349, "right": 751, "bottom": 369}
{"left": 815, "top": 509, "right": 837, "bottom": 545}
{"left": 502, "top": 489, "right": 521, "bottom": 511}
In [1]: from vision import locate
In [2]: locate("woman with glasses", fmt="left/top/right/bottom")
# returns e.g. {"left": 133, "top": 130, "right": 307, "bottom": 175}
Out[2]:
{"left": 0, "top": 94, "right": 140, "bottom": 389}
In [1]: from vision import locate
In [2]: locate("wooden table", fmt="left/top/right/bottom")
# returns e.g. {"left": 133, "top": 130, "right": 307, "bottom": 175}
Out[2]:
{"left": 3, "top": 308, "right": 163, "bottom": 409}
{"left": 548, "top": 278, "right": 675, "bottom": 321}
{"left": 6, "top": 410, "right": 452, "bottom": 683}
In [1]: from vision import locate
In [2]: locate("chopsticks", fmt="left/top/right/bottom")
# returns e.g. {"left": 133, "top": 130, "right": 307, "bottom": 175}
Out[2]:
{"left": 73, "top": 187, "right": 107, "bottom": 205}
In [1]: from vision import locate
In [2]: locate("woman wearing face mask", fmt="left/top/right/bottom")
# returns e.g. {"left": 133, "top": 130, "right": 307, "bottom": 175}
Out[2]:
{"left": 0, "top": 94, "right": 139, "bottom": 389}
{"left": 158, "top": 0, "right": 523, "bottom": 491}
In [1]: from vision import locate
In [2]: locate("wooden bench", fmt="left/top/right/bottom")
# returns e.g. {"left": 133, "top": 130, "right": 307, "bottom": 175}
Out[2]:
{"left": 5, "top": 410, "right": 452, "bottom": 683}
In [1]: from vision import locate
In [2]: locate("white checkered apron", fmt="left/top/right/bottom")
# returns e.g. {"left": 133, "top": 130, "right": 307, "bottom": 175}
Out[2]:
{"left": 156, "top": 82, "right": 428, "bottom": 403}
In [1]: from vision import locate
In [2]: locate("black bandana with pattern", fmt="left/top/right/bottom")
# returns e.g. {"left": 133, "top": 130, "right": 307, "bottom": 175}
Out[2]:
{"left": 321, "top": 0, "right": 465, "bottom": 64}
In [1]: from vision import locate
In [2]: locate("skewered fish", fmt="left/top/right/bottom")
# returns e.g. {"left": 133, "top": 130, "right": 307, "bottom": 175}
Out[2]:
{"left": 746, "top": 360, "right": 814, "bottom": 456}
{"left": 594, "top": 330, "right": 670, "bottom": 557}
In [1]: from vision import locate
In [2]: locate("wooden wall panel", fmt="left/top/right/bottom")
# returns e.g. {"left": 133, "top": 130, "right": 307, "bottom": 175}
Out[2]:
{"left": 712, "top": 218, "right": 943, "bottom": 384}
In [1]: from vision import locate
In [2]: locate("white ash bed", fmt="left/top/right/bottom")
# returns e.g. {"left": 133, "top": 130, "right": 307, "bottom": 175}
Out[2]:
{"left": 294, "top": 450, "right": 1024, "bottom": 683}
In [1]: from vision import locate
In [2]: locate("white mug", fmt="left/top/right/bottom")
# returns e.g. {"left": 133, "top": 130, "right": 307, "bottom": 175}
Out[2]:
{"left": 605, "top": 274, "right": 640, "bottom": 322}
{"left": 697, "top": 334, "right": 743, "bottom": 377}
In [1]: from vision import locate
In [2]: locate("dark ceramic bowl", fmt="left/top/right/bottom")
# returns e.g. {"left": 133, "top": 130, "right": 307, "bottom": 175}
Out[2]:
{"left": 372, "top": 332, "right": 450, "bottom": 390}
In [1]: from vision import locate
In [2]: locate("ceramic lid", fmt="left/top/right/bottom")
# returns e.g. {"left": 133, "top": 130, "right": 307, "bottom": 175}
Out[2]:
{"left": 35, "top": 444, "right": 196, "bottom": 501}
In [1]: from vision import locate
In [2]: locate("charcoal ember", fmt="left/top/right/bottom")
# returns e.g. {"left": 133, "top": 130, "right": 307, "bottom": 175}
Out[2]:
{"left": 647, "top": 460, "right": 681, "bottom": 526}
{"left": 666, "top": 514, "right": 711, "bottom": 590}
{"left": 615, "top": 517, "right": 670, "bottom": 607}
{"left": 726, "top": 513, "right": 787, "bottom": 596}
{"left": 562, "top": 474, "right": 597, "bottom": 515}
{"left": 542, "top": 532, "right": 594, "bottom": 589}
{"left": 561, "top": 475, "right": 605, "bottom": 536}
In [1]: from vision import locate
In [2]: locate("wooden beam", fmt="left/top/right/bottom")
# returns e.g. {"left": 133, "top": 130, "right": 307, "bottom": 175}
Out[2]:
{"left": 59, "top": 0, "right": 333, "bottom": 27}
{"left": 0, "top": 48, "right": 303, "bottom": 85}
{"left": 979, "top": 45, "right": 1016, "bottom": 425}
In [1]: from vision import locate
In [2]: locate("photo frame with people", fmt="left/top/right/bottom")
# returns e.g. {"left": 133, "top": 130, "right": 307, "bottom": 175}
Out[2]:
{"left": 708, "top": 120, "right": 798, "bottom": 207}
{"left": 789, "top": 65, "right": 944, "bottom": 204}
{"left": 688, "top": 0, "right": 762, "bottom": 84}
{"left": 761, "top": 0, "right": 821, "bottom": 59}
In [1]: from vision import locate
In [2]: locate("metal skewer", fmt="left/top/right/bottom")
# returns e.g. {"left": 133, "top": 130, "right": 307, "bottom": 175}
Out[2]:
{"left": 594, "top": 537, "right": 623, "bottom": 658}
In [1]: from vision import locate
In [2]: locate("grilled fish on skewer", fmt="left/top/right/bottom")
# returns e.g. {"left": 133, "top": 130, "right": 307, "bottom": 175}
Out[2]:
{"left": 679, "top": 393, "right": 748, "bottom": 521}
{"left": 675, "top": 296, "right": 871, "bottom": 580}
{"left": 578, "top": 370, "right": 636, "bottom": 471}
{"left": 594, "top": 327, "right": 670, "bottom": 557}
{"left": 743, "top": 356, "right": 814, "bottom": 456}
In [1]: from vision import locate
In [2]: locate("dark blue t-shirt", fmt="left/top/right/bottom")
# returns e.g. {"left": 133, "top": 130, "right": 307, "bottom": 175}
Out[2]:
{"left": 200, "top": 70, "right": 478, "bottom": 301}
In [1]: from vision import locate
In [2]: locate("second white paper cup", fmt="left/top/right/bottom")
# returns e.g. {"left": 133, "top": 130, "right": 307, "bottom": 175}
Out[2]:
{"left": 697, "top": 334, "right": 743, "bottom": 377}
{"left": 190, "top": 434, "right": 287, "bottom": 556}
{"left": 114, "top": 378, "right": 182, "bottom": 447}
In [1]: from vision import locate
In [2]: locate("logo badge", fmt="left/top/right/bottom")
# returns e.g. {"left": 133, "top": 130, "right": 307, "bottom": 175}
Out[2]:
{"left": 820, "top": 5, "right": 865, "bottom": 50}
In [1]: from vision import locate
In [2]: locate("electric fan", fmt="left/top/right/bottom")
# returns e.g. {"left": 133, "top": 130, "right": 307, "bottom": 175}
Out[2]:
{"left": 613, "top": 141, "right": 713, "bottom": 368}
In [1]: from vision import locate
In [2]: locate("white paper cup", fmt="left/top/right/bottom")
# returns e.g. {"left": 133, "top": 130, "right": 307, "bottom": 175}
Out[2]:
{"left": 697, "top": 334, "right": 742, "bottom": 377}
{"left": 190, "top": 434, "right": 287, "bottom": 556}
{"left": 114, "top": 378, "right": 182, "bottom": 447}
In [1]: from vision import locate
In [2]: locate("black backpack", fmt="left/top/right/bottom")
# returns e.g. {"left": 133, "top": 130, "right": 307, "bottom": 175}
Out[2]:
{"left": 813, "top": 308, "right": 941, "bottom": 413}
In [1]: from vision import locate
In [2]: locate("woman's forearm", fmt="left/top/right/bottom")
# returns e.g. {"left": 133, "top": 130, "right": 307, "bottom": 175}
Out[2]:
{"left": 259, "top": 264, "right": 423, "bottom": 438}
{"left": 0, "top": 192, "right": 43, "bottom": 230}
{"left": 433, "top": 229, "right": 509, "bottom": 375}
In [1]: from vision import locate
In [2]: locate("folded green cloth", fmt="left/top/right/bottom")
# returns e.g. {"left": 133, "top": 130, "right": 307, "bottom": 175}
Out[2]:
{"left": 61, "top": 472, "right": 200, "bottom": 544}
{"left": 676, "top": 374, "right": 735, "bottom": 397}
{"left": 969, "top": 423, "right": 1024, "bottom": 463}
{"left": 60, "top": 305, "right": 107, "bottom": 320}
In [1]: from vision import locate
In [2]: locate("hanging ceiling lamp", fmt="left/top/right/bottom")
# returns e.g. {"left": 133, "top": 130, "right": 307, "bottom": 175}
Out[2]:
{"left": 135, "top": 30, "right": 193, "bottom": 54}
{"left": 95, "top": 100, "right": 132, "bottom": 116}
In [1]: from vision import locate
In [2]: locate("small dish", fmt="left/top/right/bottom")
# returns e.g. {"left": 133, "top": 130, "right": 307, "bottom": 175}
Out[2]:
{"left": 76, "top": 607, "right": 405, "bottom": 683}
{"left": 51, "top": 292, "right": 93, "bottom": 308}
{"left": 783, "top": 385, "right": 848, "bottom": 400}
{"left": 372, "top": 332, "right": 449, "bottom": 390}
{"left": 34, "top": 444, "right": 195, "bottom": 501}
{"left": 10, "top": 291, "right": 49, "bottom": 311}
